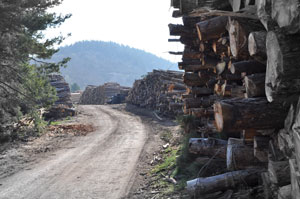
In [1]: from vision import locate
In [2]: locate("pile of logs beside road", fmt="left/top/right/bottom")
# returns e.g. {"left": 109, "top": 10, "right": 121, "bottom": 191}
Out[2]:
{"left": 169, "top": 0, "right": 300, "bottom": 198}
{"left": 127, "top": 70, "right": 186, "bottom": 117}
{"left": 79, "top": 83, "right": 130, "bottom": 105}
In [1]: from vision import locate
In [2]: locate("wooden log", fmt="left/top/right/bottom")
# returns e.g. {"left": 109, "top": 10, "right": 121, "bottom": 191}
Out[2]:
{"left": 244, "top": 73, "right": 266, "bottom": 98}
{"left": 187, "top": 169, "right": 261, "bottom": 195}
{"left": 268, "top": 159, "right": 290, "bottom": 186}
{"left": 191, "top": 108, "right": 214, "bottom": 118}
{"left": 183, "top": 73, "right": 209, "bottom": 87}
{"left": 254, "top": 136, "right": 270, "bottom": 163}
{"left": 289, "top": 159, "right": 300, "bottom": 199}
{"left": 189, "top": 138, "right": 227, "bottom": 158}
{"left": 271, "top": 0, "right": 300, "bottom": 34}
{"left": 278, "top": 129, "right": 294, "bottom": 159}
{"left": 227, "top": 138, "right": 260, "bottom": 170}
{"left": 185, "top": 97, "right": 215, "bottom": 109}
{"left": 196, "top": 16, "right": 228, "bottom": 41}
{"left": 278, "top": 184, "right": 292, "bottom": 199}
{"left": 187, "top": 87, "right": 213, "bottom": 96}
{"left": 265, "top": 30, "right": 300, "bottom": 102}
{"left": 227, "top": 17, "right": 265, "bottom": 59}
{"left": 168, "top": 24, "right": 195, "bottom": 36}
{"left": 182, "top": 16, "right": 203, "bottom": 28}
{"left": 213, "top": 98, "right": 288, "bottom": 132}
{"left": 248, "top": 31, "right": 267, "bottom": 63}
{"left": 230, "top": 60, "right": 266, "bottom": 75}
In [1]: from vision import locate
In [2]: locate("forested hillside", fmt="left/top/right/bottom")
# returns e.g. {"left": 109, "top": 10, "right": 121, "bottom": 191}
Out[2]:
{"left": 51, "top": 41, "right": 177, "bottom": 88}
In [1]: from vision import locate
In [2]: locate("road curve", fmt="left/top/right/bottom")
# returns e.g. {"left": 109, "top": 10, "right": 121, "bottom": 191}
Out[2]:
{"left": 0, "top": 105, "right": 147, "bottom": 199}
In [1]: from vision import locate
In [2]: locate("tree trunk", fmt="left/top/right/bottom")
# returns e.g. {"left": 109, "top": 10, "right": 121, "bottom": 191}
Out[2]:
{"left": 230, "top": 60, "right": 266, "bottom": 75}
{"left": 265, "top": 30, "right": 300, "bottom": 102}
{"left": 227, "top": 138, "right": 260, "bottom": 170}
{"left": 227, "top": 17, "right": 265, "bottom": 59}
{"left": 183, "top": 73, "right": 210, "bottom": 86}
{"left": 213, "top": 98, "right": 288, "bottom": 132}
{"left": 248, "top": 31, "right": 267, "bottom": 63}
{"left": 196, "top": 16, "right": 228, "bottom": 41}
{"left": 272, "top": 0, "right": 300, "bottom": 34}
{"left": 244, "top": 73, "right": 266, "bottom": 98}
{"left": 189, "top": 138, "right": 227, "bottom": 158}
{"left": 187, "top": 169, "right": 262, "bottom": 195}
{"left": 268, "top": 159, "right": 290, "bottom": 186}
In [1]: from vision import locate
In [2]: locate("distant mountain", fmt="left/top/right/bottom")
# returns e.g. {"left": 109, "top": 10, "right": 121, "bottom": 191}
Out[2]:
{"left": 51, "top": 41, "right": 177, "bottom": 89}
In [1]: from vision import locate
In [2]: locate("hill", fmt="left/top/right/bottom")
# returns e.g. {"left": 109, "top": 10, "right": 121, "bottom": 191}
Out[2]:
{"left": 51, "top": 41, "right": 177, "bottom": 89}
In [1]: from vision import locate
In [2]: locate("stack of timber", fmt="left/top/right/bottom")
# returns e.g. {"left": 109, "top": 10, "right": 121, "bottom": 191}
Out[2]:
{"left": 48, "top": 74, "right": 72, "bottom": 107}
{"left": 127, "top": 70, "right": 185, "bottom": 117}
{"left": 44, "top": 74, "right": 75, "bottom": 120}
{"left": 169, "top": 0, "right": 300, "bottom": 198}
{"left": 79, "top": 83, "right": 130, "bottom": 105}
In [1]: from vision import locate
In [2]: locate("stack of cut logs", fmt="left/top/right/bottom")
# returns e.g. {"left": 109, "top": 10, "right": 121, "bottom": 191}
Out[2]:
{"left": 79, "top": 83, "right": 130, "bottom": 105}
{"left": 127, "top": 70, "right": 185, "bottom": 117}
{"left": 48, "top": 74, "right": 72, "bottom": 107}
{"left": 169, "top": 0, "right": 300, "bottom": 198}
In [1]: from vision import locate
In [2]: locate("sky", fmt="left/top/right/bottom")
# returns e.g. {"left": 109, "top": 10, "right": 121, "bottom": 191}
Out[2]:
{"left": 46, "top": 0, "right": 183, "bottom": 62}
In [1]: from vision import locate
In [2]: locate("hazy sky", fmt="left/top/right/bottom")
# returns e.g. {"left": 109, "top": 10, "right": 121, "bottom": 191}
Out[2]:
{"left": 46, "top": 0, "right": 183, "bottom": 62}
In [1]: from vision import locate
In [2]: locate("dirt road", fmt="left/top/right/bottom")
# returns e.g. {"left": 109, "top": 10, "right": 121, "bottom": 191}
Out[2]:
{"left": 0, "top": 105, "right": 147, "bottom": 199}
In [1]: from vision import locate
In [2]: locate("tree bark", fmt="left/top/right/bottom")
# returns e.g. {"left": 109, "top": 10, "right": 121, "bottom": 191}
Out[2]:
{"left": 227, "top": 138, "right": 260, "bottom": 170}
{"left": 185, "top": 96, "right": 216, "bottom": 109}
{"left": 187, "top": 169, "right": 261, "bottom": 195}
{"left": 213, "top": 98, "right": 288, "bottom": 132}
{"left": 229, "top": 0, "right": 244, "bottom": 12}
{"left": 190, "top": 108, "right": 214, "bottom": 118}
{"left": 189, "top": 138, "right": 227, "bottom": 158}
{"left": 187, "top": 87, "right": 214, "bottom": 96}
{"left": 265, "top": 30, "right": 300, "bottom": 102}
{"left": 248, "top": 31, "right": 267, "bottom": 63}
{"left": 196, "top": 16, "right": 228, "bottom": 41}
{"left": 244, "top": 73, "right": 266, "bottom": 98}
{"left": 256, "top": 0, "right": 277, "bottom": 31}
{"left": 278, "top": 184, "right": 292, "bottom": 199}
{"left": 227, "top": 17, "right": 265, "bottom": 60}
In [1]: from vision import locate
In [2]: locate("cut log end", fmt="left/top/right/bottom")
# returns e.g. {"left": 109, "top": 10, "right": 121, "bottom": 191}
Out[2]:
{"left": 248, "top": 32, "right": 257, "bottom": 56}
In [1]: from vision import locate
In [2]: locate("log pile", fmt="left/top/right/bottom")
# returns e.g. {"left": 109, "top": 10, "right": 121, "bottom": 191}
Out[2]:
{"left": 79, "top": 83, "right": 130, "bottom": 105}
{"left": 48, "top": 74, "right": 72, "bottom": 107}
{"left": 169, "top": 0, "right": 300, "bottom": 197}
{"left": 127, "top": 70, "right": 185, "bottom": 117}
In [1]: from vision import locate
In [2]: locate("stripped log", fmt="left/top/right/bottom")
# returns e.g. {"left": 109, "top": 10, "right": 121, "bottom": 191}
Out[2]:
{"left": 227, "top": 138, "right": 260, "bottom": 170}
{"left": 187, "top": 169, "right": 262, "bottom": 195}
{"left": 189, "top": 138, "right": 227, "bottom": 159}
{"left": 268, "top": 159, "right": 290, "bottom": 186}
{"left": 230, "top": 60, "right": 266, "bottom": 75}
{"left": 265, "top": 30, "right": 300, "bottom": 102}
{"left": 227, "top": 17, "right": 265, "bottom": 59}
{"left": 271, "top": 0, "right": 300, "bottom": 34}
{"left": 248, "top": 31, "right": 267, "bottom": 63}
{"left": 244, "top": 73, "right": 266, "bottom": 98}
{"left": 213, "top": 98, "right": 288, "bottom": 132}
{"left": 196, "top": 16, "right": 228, "bottom": 41}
